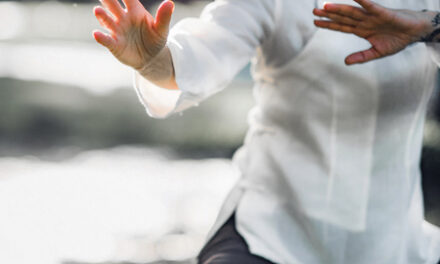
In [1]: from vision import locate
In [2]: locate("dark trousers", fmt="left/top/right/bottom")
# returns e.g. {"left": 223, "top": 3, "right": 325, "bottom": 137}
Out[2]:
{"left": 197, "top": 211, "right": 276, "bottom": 264}
{"left": 197, "top": 212, "right": 440, "bottom": 264}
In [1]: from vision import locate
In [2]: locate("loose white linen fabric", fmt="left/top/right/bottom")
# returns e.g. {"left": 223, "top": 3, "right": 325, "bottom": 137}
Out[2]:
{"left": 133, "top": 0, "right": 440, "bottom": 263}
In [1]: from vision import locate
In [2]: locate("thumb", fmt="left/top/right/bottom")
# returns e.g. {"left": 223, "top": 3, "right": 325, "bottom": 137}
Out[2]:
{"left": 154, "top": 0, "right": 174, "bottom": 36}
{"left": 345, "top": 47, "right": 381, "bottom": 65}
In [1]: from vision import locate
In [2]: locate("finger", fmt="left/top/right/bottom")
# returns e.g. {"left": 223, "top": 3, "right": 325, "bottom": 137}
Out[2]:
{"left": 345, "top": 47, "right": 381, "bottom": 64}
{"left": 313, "top": 8, "right": 360, "bottom": 27}
{"left": 93, "top": 30, "right": 116, "bottom": 50}
{"left": 154, "top": 0, "right": 174, "bottom": 35}
{"left": 94, "top": 6, "right": 118, "bottom": 33}
{"left": 99, "top": 0, "right": 124, "bottom": 18}
{"left": 313, "top": 8, "right": 328, "bottom": 17}
{"left": 322, "top": 3, "right": 367, "bottom": 20}
{"left": 314, "top": 20, "right": 356, "bottom": 34}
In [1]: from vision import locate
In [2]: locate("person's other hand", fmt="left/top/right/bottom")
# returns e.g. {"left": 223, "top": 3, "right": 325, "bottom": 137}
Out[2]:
{"left": 313, "top": 0, "right": 431, "bottom": 65}
{"left": 93, "top": 0, "right": 174, "bottom": 70}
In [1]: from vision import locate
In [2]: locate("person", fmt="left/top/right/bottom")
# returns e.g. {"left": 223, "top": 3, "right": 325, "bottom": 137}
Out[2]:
{"left": 313, "top": 0, "right": 440, "bottom": 64}
{"left": 92, "top": 0, "right": 440, "bottom": 263}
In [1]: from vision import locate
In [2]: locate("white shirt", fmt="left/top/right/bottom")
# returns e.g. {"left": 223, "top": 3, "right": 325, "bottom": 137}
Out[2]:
{"left": 133, "top": 0, "right": 440, "bottom": 263}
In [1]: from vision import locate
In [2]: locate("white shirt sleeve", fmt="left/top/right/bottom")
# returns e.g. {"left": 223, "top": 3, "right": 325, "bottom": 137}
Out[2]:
{"left": 134, "top": 0, "right": 277, "bottom": 118}
{"left": 427, "top": 43, "right": 440, "bottom": 66}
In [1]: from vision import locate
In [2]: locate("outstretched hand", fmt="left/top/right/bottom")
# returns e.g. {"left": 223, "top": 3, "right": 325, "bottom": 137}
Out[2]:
{"left": 93, "top": 0, "right": 175, "bottom": 70}
{"left": 313, "top": 0, "right": 432, "bottom": 65}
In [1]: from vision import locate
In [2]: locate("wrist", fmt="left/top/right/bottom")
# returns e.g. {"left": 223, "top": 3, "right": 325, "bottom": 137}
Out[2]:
{"left": 136, "top": 47, "right": 168, "bottom": 79}
{"left": 136, "top": 46, "right": 178, "bottom": 90}
{"left": 418, "top": 10, "right": 440, "bottom": 42}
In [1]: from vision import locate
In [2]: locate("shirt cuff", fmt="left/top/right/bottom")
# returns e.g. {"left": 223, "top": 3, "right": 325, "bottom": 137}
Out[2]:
{"left": 133, "top": 38, "right": 201, "bottom": 119}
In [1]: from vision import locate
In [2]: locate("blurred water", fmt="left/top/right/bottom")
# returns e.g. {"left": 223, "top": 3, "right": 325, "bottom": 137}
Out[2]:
{"left": 0, "top": 146, "right": 240, "bottom": 264}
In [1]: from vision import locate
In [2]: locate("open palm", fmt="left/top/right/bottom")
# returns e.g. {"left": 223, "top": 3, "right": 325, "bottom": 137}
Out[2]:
{"left": 313, "top": 0, "right": 427, "bottom": 64}
{"left": 93, "top": 0, "right": 174, "bottom": 70}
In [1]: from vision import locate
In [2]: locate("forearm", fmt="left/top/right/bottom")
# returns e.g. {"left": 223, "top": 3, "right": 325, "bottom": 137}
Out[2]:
{"left": 135, "top": 46, "right": 178, "bottom": 90}
{"left": 418, "top": 10, "right": 440, "bottom": 42}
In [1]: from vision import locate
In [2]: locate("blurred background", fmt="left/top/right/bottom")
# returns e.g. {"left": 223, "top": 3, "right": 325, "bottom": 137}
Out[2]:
{"left": 0, "top": 0, "right": 439, "bottom": 264}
